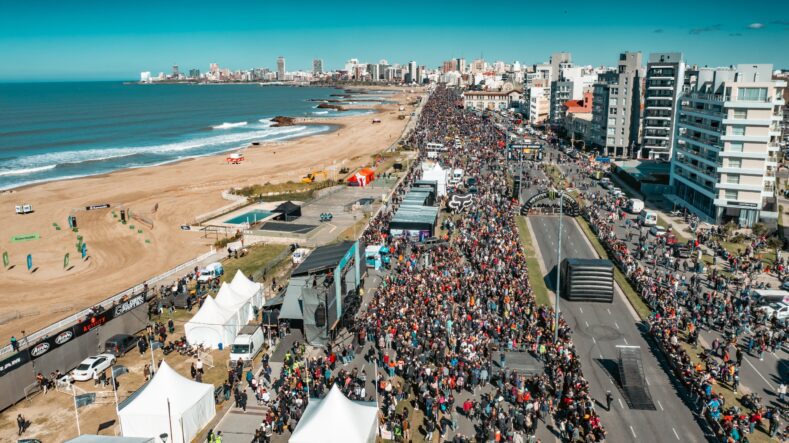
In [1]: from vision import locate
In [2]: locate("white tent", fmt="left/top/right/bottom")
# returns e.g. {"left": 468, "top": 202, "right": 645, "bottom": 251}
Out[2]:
{"left": 184, "top": 296, "right": 237, "bottom": 349}
{"left": 229, "top": 270, "right": 263, "bottom": 309}
{"left": 214, "top": 282, "right": 253, "bottom": 327}
{"left": 289, "top": 385, "right": 378, "bottom": 443}
{"left": 119, "top": 361, "right": 215, "bottom": 443}
{"left": 421, "top": 161, "right": 448, "bottom": 196}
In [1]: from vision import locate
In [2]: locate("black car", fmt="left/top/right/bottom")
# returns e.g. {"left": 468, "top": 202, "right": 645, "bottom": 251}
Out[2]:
{"left": 673, "top": 244, "right": 692, "bottom": 258}
{"left": 104, "top": 334, "right": 137, "bottom": 356}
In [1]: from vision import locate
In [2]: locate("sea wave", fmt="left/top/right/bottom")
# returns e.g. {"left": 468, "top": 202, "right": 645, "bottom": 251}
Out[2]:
{"left": 0, "top": 164, "right": 57, "bottom": 177}
{"left": 212, "top": 121, "right": 248, "bottom": 130}
{"left": 0, "top": 125, "right": 320, "bottom": 179}
{"left": 312, "top": 111, "right": 329, "bottom": 115}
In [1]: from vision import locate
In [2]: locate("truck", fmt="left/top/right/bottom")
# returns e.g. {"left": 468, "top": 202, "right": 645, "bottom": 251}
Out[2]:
{"left": 301, "top": 170, "right": 328, "bottom": 183}
{"left": 229, "top": 325, "right": 265, "bottom": 364}
{"left": 638, "top": 210, "right": 658, "bottom": 227}
{"left": 627, "top": 199, "right": 644, "bottom": 214}
{"left": 561, "top": 258, "right": 614, "bottom": 303}
{"left": 197, "top": 262, "right": 224, "bottom": 282}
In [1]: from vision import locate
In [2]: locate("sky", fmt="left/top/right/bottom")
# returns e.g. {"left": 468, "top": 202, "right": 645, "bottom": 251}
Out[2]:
{"left": 0, "top": 0, "right": 788, "bottom": 81}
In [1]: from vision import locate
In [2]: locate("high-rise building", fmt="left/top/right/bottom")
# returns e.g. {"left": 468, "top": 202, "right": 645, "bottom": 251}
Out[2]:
{"left": 442, "top": 60, "right": 456, "bottom": 73}
{"left": 549, "top": 52, "right": 572, "bottom": 82}
{"left": 670, "top": 64, "right": 785, "bottom": 226}
{"left": 276, "top": 56, "right": 286, "bottom": 81}
{"left": 313, "top": 59, "right": 323, "bottom": 75}
{"left": 407, "top": 61, "right": 417, "bottom": 84}
{"left": 172, "top": 65, "right": 180, "bottom": 78}
{"left": 456, "top": 58, "right": 466, "bottom": 73}
{"left": 188, "top": 69, "right": 200, "bottom": 79}
{"left": 367, "top": 64, "right": 380, "bottom": 82}
{"left": 641, "top": 52, "right": 686, "bottom": 160}
{"left": 140, "top": 72, "right": 152, "bottom": 83}
{"left": 209, "top": 63, "right": 219, "bottom": 74}
{"left": 591, "top": 51, "right": 644, "bottom": 158}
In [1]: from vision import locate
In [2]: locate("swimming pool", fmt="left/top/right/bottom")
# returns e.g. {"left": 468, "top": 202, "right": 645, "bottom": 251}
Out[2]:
{"left": 224, "top": 210, "right": 273, "bottom": 225}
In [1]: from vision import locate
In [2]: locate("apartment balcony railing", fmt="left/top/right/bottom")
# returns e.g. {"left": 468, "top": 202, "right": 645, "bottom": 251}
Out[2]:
{"left": 679, "top": 118, "right": 722, "bottom": 133}
{"left": 683, "top": 91, "right": 726, "bottom": 102}
{"left": 680, "top": 132, "right": 722, "bottom": 149}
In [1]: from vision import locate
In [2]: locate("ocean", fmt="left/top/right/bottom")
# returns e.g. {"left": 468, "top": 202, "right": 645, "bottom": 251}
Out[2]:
{"left": 0, "top": 82, "right": 382, "bottom": 190}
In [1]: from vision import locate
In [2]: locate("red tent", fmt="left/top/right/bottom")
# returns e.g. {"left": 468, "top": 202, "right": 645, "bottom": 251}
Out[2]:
{"left": 347, "top": 168, "right": 375, "bottom": 187}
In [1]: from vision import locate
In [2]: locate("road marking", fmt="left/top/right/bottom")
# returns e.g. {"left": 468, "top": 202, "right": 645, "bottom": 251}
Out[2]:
{"left": 592, "top": 337, "right": 597, "bottom": 344}
{"left": 657, "top": 400, "right": 663, "bottom": 411}
{"left": 629, "top": 426, "right": 637, "bottom": 439}
{"left": 599, "top": 354, "right": 604, "bottom": 359}
{"left": 607, "top": 308, "right": 612, "bottom": 315}
{"left": 614, "top": 322, "right": 620, "bottom": 330}
{"left": 327, "top": 223, "right": 337, "bottom": 233}
{"left": 623, "top": 338, "right": 628, "bottom": 345}
{"left": 672, "top": 428, "right": 680, "bottom": 440}
{"left": 579, "top": 307, "right": 583, "bottom": 314}
{"left": 744, "top": 357, "right": 776, "bottom": 390}
{"left": 585, "top": 321, "right": 590, "bottom": 328}
{"left": 619, "top": 398, "right": 624, "bottom": 409}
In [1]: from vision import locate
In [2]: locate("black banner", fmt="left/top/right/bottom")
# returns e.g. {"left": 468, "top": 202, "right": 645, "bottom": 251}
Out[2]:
{"left": 28, "top": 326, "right": 78, "bottom": 360}
{"left": 0, "top": 351, "right": 30, "bottom": 377}
{"left": 85, "top": 203, "right": 111, "bottom": 211}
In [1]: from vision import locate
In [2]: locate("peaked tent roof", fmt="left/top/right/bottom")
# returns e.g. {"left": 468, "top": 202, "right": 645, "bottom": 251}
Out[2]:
{"left": 215, "top": 282, "right": 251, "bottom": 307}
{"left": 186, "top": 296, "right": 235, "bottom": 326}
{"left": 273, "top": 200, "right": 301, "bottom": 213}
{"left": 289, "top": 385, "right": 378, "bottom": 443}
{"left": 230, "top": 270, "right": 261, "bottom": 297}
{"left": 119, "top": 361, "right": 213, "bottom": 416}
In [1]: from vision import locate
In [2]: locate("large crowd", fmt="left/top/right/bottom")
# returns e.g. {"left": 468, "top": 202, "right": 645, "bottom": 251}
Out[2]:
{"left": 548, "top": 152, "right": 788, "bottom": 441}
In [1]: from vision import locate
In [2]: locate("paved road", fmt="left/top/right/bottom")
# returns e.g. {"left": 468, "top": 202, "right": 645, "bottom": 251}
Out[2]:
{"left": 529, "top": 214, "right": 711, "bottom": 442}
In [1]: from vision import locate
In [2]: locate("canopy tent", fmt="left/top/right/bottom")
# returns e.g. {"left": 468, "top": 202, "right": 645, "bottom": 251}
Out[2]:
{"left": 215, "top": 282, "right": 254, "bottom": 326}
{"left": 273, "top": 201, "right": 302, "bottom": 221}
{"left": 119, "top": 361, "right": 215, "bottom": 443}
{"left": 229, "top": 269, "right": 264, "bottom": 309}
{"left": 420, "top": 161, "right": 448, "bottom": 196}
{"left": 184, "top": 296, "right": 238, "bottom": 349}
{"left": 289, "top": 385, "right": 378, "bottom": 443}
{"left": 346, "top": 168, "right": 375, "bottom": 187}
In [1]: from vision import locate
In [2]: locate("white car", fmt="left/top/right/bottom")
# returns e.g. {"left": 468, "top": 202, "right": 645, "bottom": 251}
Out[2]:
{"left": 649, "top": 225, "right": 668, "bottom": 237}
{"left": 760, "top": 303, "right": 789, "bottom": 321}
{"left": 72, "top": 354, "right": 116, "bottom": 381}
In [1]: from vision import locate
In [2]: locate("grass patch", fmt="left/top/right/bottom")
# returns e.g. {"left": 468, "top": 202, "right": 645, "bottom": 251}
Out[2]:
{"left": 516, "top": 216, "right": 552, "bottom": 307}
{"left": 220, "top": 243, "right": 289, "bottom": 283}
{"left": 575, "top": 217, "right": 651, "bottom": 320}
{"left": 657, "top": 215, "right": 691, "bottom": 244}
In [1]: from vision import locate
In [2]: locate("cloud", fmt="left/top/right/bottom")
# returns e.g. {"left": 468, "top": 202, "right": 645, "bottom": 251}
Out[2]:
{"left": 689, "top": 24, "right": 721, "bottom": 35}
{"left": 748, "top": 23, "right": 765, "bottom": 29}
{"left": 653, "top": 29, "right": 664, "bottom": 33}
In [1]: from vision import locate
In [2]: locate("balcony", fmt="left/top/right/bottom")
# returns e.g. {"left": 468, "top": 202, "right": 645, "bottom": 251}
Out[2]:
{"left": 674, "top": 159, "right": 717, "bottom": 180}
{"left": 680, "top": 132, "right": 721, "bottom": 149}
{"left": 684, "top": 91, "right": 726, "bottom": 102}
{"left": 679, "top": 118, "right": 722, "bottom": 134}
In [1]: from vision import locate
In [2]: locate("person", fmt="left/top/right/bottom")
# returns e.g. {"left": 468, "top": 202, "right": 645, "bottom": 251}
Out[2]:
{"left": 206, "top": 428, "right": 214, "bottom": 442}
{"left": 196, "top": 358, "right": 204, "bottom": 374}
{"left": 780, "top": 383, "right": 787, "bottom": 403}
{"left": 10, "top": 336, "right": 19, "bottom": 352}
{"left": 215, "top": 431, "right": 223, "bottom": 443}
{"left": 605, "top": 391, "right": 614, "bottom": 411}
{"left": 17, "top": 414, "right": 27, "bottom": 435}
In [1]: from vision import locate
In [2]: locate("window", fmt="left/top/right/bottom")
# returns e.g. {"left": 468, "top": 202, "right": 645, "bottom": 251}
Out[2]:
{"left": 729, "top": 142, "right": 743, "bottom": 152}
{"left": 609, "top": 107, "right": 618, "bottom": 115}
{"left": 737, "top": 87, "right": 768, "bottom": 101}
{"left": 725, "top": 190, "right": 738, "bottom": 200}
{"left": 731, "top": 126, "right": 745, "bottom": 136}
{"left": 607, "top": 117, "right": 616, "bottom": 126}
{"left": 607, "top": 137, "right": 615, "bottom": 145}
{"left": 732, "top": 109, "right": 747, "bottom": 119}
{"left": 607, "top": 127, "right": 615, "bottom": 135}
{"left": 610, "top": 98, "right": 618, "bottom": 106}
{"left": 727, "top": 174, "right": 740, "bottom": 184}
{"left": 728, "top": 158, "right": 742, "bottom": 168}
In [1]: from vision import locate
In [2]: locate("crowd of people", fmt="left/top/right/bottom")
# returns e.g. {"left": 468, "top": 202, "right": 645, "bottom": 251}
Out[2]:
{"left": 549, "top": 153, "right": 788, "bottom": 441}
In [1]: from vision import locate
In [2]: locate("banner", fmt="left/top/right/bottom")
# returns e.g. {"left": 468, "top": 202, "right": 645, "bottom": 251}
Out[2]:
{"left": 75, "top": 393, "right": 96, "bottom": 408}
{"left": 2, "top": 251, "right": 7, "bottom": 268}
{"left": 0, "top": 351, "right": 30, "bottom": 377}
{"left": 64, "top": 253, "right": 70, "bottom": 269}
{"left": 26, "top": 254, "right": 32, "bottom": 271}
{"left": 85, "top": 203, "right": 110, "bottom": 211}
{"left": 11, "top": 233, "right": 40, "bottom": 243}
{"left": 81, "top": 243, "right": 87, "bottom": 259}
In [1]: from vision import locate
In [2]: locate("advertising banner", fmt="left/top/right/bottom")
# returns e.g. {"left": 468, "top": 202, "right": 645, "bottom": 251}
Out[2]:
{"left": 12, "top": 233, "right": 40, "bottom": 243}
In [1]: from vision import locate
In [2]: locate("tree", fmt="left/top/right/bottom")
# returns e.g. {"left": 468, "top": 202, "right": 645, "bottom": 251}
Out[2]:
{"left": 752, "top": 223, "right": 767, "bottom": 238}
{"left": 722, "top": 221, "right": 738, "bottom": 238}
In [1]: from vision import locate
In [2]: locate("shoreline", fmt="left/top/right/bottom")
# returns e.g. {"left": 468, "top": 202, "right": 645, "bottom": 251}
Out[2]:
{"left": 0, "top": 87, "right": 421, "bottom": 342}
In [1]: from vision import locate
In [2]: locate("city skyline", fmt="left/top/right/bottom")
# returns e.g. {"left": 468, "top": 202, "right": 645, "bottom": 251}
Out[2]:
{"left": 1, "top": 0, "right": 788, "bottom": 81}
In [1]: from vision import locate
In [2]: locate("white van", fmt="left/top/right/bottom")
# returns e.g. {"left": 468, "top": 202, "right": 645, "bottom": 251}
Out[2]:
{"left": 229, "top": 325, "right": 265, "bottom": 364}
{"left": 627, "top": 199, "right": 644, "bottom": 214}
{"left": 638, "top": 210, "right": 658, "bottom": 227}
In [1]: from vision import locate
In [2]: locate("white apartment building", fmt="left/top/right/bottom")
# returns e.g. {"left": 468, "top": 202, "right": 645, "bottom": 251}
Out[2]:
{"left": 529, "top": 86, "right": 550, "bottom": 124}
{"left": 463, "top": 89, "right": 523, "bottom": 111}
{"left": 670, "top": 64, "right": 785, "bottom": 226}
{"left": 642, "top": 52, "right": 686, "bottom": 160}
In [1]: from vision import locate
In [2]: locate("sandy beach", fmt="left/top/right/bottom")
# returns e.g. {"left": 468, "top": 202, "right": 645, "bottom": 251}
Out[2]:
{"left": 0, "top": 87, "right": 421, "bottom": 343}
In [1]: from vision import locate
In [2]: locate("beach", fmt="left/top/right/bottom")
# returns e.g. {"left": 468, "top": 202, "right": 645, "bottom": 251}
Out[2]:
{"left": 0, "top": 87, "right": 419, "bottom": 343}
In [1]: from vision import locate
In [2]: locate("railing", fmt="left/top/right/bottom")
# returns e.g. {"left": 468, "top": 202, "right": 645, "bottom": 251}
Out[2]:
{"left": 0, "top": 247, "right": 218, "bottom": 358}
{"left": 193, "top": 190, "right": 249, "bottom": 225}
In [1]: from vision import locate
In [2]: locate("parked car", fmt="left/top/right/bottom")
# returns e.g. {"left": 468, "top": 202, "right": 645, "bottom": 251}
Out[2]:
{"left": 673, "top": 243, "right": 692, "bottom": 258}
{"left": 759, "top": 302, "right": 789, "bottom": 321}
{"left": 104, "top": 334, "right": 137, "bottom": 357}
{"left": 72, "top": 354, "right": 116, "bottom": 381}
{"left": 650, "top": 225, "right": 668, "bottom": 237}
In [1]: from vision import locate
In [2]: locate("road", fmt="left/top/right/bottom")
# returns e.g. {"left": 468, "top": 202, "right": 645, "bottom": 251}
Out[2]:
{"left": 529, "top": 214, "right": 711, "bottom": 442}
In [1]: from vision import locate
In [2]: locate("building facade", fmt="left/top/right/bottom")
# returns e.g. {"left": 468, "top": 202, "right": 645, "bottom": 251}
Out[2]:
{"left": 276, "top": 56, "right": 286, "bottom": 81}
{"left": 670, "top": 64, "right": 785, "bottom": 226}
{"left": 641, "top": 52, "right": 686, "bottom": 160}
{"left": 313, "top": 59, "right": 323, "bottom": 76}
{"left": 590, "top": 52, "right": 643, "bottom": 158}
{"left": 463, "top": 89, "right": 523, "bottom": 111}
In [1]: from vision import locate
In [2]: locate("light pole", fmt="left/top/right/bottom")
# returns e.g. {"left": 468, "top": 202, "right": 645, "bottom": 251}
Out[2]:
{"left": 554, "top": 190, "right": 563, "bottom": 343}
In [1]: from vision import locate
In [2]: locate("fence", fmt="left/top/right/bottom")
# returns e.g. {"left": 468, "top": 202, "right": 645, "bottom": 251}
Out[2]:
{"left": 0, "top": 247, "right": 218, "bottom": 358}
{"left": 193, "top": 190, "right": 249, "bottom": 225}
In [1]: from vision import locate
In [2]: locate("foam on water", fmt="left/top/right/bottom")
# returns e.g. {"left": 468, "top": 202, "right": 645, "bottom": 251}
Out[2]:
{"left": 212, "top": 121, "right": 248, "bottom": 130}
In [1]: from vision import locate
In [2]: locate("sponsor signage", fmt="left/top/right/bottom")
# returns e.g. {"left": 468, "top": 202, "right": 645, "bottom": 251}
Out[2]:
{"left": 30, "top": 342, "right": 50, "bottom": 358}
{"left": 113, "top": 294, "right": 145, "bottom": 317}
{"left": 27, "top": 326, "right": 77, "bottom": 360}
{"left": 11, "top": 233, "right": 40, "bottom": 243}
{"left": 76, "top": 313, "right": 109, "bottom": 336}
{"left": 180, "top": 225, "right": 191, "bottom": 231}
{"left": 0, "top": 352, "right": 29, "bottom": 376}
{"left": 55, "top": 329, "right": 74, "bottom": 345}
{"left": 85, "top": 203, "right": 111, "bottom": 211}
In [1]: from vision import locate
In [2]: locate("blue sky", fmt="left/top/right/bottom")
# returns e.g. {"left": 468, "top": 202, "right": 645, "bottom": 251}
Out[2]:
{"left": 0, "top": 0, "right": 787, "bottom": 81}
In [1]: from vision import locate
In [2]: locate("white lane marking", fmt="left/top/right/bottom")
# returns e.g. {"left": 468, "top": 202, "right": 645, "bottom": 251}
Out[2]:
{"left": 614, "top": 322, "right": 620, "bottom": 330}
{"left": 657, "top": 400, "right": 663, "bottom": 411}
{"left": 607, "top": 308, "right": 612, "bottom": 315}
{"left": 327, "top": 223, "right": 337, "bottom": 233}
{"left": 629, "top": 426, "right": 637, "bottom": 439}
{"left": 645, "top": 377, "right": 650, "bottom": 386}
{"left": 623, "top": 338, "right": 628, "bottom": 345}
{"left": 592, "top": 337, "right": 597, "bottom": 344}
{"left": 585, "top": 321, "right": 590, "bottom": 328}
{"left": 599, "top": 354, "right": 604, "bottom": 359}
{"left": 744, "top": 357, "right": 776, "bottom": 390}
{"left": 619, "top": 398, "right": 624, "bottom": 409}
{"left": 672, "top": 428, "right": 680, "bottom": 440}
{"left": 579, "top": 307, "right": 583, "bottom": 314}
